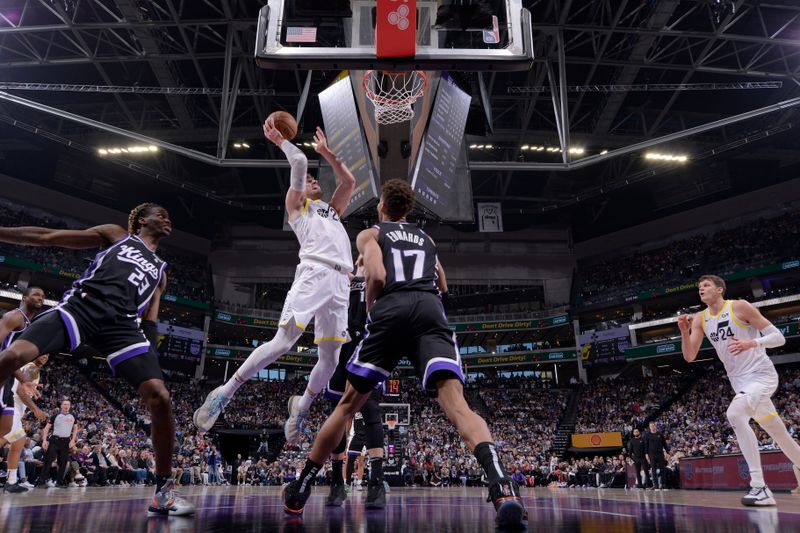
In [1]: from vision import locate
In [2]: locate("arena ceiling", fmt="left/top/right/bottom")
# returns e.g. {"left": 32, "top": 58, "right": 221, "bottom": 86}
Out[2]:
{"left": 0, "top": 0, "right": 798, "bottom": 240}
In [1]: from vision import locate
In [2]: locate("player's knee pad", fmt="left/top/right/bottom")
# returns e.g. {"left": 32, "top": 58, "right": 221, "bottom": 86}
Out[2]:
{"left": 726, "top": 395, "right": 754, "bottom": 430}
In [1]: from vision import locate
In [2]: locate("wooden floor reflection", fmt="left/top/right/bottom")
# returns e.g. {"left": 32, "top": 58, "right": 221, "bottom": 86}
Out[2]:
{"left": 0, "top": 485, "right": 797, "bottom": 532}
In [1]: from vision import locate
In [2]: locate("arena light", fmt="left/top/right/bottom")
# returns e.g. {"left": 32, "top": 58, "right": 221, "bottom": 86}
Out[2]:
{"left": 232, "top": 142, "right": 250, "bottom": 150}
{"left": 600, "top": 149, "right": 608, "bottom": 155}
{"left": 484, "top": 144, "right": 493, "bottom": 149}
{"left": 97, "top": 144, "right": 159, "bottom": 156}
{"left": 521, "top": 145, "right": 530, "bottom": 150}
{"left": 645, "top": 152, "right": 689, "bottom": 163}
{"left": 568, "top": 147, "right": 585, "bottom": 154}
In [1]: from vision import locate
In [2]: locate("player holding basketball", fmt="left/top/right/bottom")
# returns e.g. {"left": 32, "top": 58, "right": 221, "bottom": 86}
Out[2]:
{"left": 324, "top": 255, "right": 387, "bottom": 508}
{"left": 284, "top": 179, "right": 527, "bottom": 528}
{"left": 0, "top": 204, "right": 194, "bottom": 515}
{"left": 679, "top": 274, "right": 800, "bottom": 506}
{"left": 194, "top": 118, "right": 356, "bottom": 443}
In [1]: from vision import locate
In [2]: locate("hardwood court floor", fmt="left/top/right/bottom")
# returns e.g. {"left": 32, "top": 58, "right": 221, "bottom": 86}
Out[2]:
{"left": 0, "top": 485, "right": 798, "bottom": 532}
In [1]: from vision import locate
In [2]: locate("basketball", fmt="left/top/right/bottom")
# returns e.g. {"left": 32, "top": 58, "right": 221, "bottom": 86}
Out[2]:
{"left": 267, "top": 111, "right": 298, "bottom": 141}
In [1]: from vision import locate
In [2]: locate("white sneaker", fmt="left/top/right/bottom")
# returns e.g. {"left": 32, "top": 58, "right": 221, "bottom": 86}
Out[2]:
{"left": 284, "top": 395, "right": 308, "bottom": 444}
{"left": 148, "top": 479, "right": 196, "bottom": 516}
{"left": 193, "top": 386, "right": 231, "bottom": 433}
{"left": 46, "top": 480, "right": 57, "bottom": 488}
{"left": 69, "top": 482, "right": 78, "bottom": 488}
{"left": 741, "top": 486, "right": 776, "bottom": 506}
{"left": 791, "top": 465, "right": 800, "bottom": 495}
{"left": 19, "top": 481, "right": 34, "bottom": 490}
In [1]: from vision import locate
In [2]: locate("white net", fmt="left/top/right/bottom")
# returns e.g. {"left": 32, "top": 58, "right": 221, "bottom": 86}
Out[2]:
{"left": 363, "top": 70, "right": 427, "bottom": 125}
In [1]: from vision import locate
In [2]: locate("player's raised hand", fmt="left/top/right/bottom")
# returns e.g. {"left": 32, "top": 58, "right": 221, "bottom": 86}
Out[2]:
{"left": 729, "top": 337, "right": 756, "bottom": 355}
{"left": 677, "top": 314, "right": 691, "bottom": 333}
{"left": 263, "top": 117, "right": 286, "bottom": 147}
{"left": 313, "top": 127, "right": 334, "bottom": 158}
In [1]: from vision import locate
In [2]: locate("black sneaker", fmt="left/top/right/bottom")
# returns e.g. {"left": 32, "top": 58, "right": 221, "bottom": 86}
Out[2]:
{"left": 487, "top": 478, "right": 528, "bottom": 529}
{"left": 3, "top": 482, "right": 28, "bottom": 493}
{"left": 283, "top": 479, "right": 312, "bottom": 515}
{"left": 326, "top": 483, "right": 347, "bottom": 507}
{"left": 365, "top": 480, "right": 386, "bottom": 509}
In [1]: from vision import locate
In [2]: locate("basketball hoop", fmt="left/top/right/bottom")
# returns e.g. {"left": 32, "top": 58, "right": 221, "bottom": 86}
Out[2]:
{"left": 387, "top": 419, "right": 398, "bottom": 431}
{"left": 363, "top": 70, "right": 428, "bottom": 125}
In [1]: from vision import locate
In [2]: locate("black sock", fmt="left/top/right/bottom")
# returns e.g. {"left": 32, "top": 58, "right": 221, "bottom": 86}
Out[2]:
{"left": 155, "top": 475, "right": 171, "bottom": 492}
{"left": 474, "top": 442, "right": 507, "bottom": 484}
{"left": 298, "top": 459, "right": 322, "bottom": 488}
{"left": 369, "top": 457, "right": 384, "bottom": 484}
{"left": 331, "top": 459, "right": 344, "bottom": 486}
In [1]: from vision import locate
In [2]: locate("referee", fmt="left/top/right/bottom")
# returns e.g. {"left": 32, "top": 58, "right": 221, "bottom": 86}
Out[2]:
{"left": 40, "top": 399, "right": 78, "bottom": 488}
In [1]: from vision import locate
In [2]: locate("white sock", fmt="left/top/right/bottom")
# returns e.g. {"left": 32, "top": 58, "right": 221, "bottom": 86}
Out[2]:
{"left": 8, "top": 468, "right": 17, "bottom": 484}
{"left": 218, "top": 328, "right": 299, "bottom": 398}
{"left": 729, "top": 415, "right": 765, "bottom": 487}
{"left": 298, "top": 342, "right": 341, "bottom": 413}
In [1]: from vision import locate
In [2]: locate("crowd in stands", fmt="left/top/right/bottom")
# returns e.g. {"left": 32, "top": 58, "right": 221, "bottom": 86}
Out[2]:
{"left": 3, "top": 349, "right": 798, "bottom": 492}
{"left": 577, "top": 209, "right": 800, "bottom": 307}
{"left": 657, "top": 366, "right": 800, "bottom": 458}
{"left": 0, "top": 203, "right": 212, "bottom": 302}
{"left": 575, "top": 374, "right": 683, "bottom": 436}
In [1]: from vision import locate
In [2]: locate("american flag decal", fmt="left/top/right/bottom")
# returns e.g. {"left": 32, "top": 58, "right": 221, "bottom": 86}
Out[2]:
{"left": 286, "top": 27, "right": 317, "bottom": 43}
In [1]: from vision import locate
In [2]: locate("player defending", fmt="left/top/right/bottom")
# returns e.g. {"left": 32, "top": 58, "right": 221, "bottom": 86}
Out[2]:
{"left": 0, "top": 204, "right": 193, "bottom": 515}
{"left": 0, "top": 287, "right": 48, "bottom": 493}
{"left": 194, "top": 119, "right": 356, "bottom": 442}
{"left": 284, "top": 179, "right": 528, "bottom": 528}
{"left": 324, "top": 255, "right": 387, "bottom": 508}
{"left": 679, "top": 274, "right": 800, "bottom": 506}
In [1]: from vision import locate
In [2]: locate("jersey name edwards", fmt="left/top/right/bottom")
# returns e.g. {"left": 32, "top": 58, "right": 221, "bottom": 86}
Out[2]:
{"left": 385, "top": 230, "right": 425, "bottom": 246}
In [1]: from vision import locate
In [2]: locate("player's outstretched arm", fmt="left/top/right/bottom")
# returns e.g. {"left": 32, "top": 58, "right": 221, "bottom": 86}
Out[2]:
{"left": 678, "top": 312, "right": 704, "bottom": 362}
{"left": 314, "top": 127, "right": 356, "bottom": 216}
{"left": 0, "top": 224, "right": 126, "bottom": 249}
{"left": 263, "top": 118, "right": 307, "bottom": 220}
{"left": 729, "top": 300, "right": 785, "bottom": 354}
{"left": 356, "top": 228, "right": 385, "bottom": 310}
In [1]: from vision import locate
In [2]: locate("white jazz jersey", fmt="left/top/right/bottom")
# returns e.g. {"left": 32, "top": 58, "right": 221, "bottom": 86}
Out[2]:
{"left": 289, "top": 198, "right": 353, "bottom": 272}
{"left": 12, "top": 362, "right": 41, "bottom": 396}
{"left": 701, "top": 299, "right": 773, "bottom": 379}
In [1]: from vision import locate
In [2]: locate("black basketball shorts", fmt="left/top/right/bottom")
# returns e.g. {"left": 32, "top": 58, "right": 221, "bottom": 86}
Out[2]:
{"left": 0, "top": 376, "right": 14, "bottom": 415}
{"left": 16, "top": 295, "right": 163, "bottom": 388}
{"left": 346, "top": 291, "right": 464, "bottom": 396}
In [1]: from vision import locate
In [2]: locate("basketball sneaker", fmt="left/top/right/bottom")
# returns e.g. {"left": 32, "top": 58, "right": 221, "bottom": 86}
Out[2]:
{"left": 741, "top": 486, "right": 776, "bottom": 506}
{"left": 365, "top": 480, "right": 387, "bottom": 509}
{"left": 193, "top": 386, "right": 230, "bottom": 433}
{"left": 326, "top": 483, "right": 347, "bottom": 507}
{"left": 148, "top": 479, "right": 196, "bottom": 516}
{"left": 284, "top": 395, "right": 308, "bottom": 444}
{"left": 487, "top": 478, "right": 528, "bottom": 529}
{"left": 791, "top": 465, "right": 800, "bottom": 495}
{"left": 3, "top": 482, "right": 28, "bottom": 493}
{"left": 283, "top": 479, "right": 312, "bottom": 515}
{"left": 19, "top": 481, "right": 34, "bottom": 490}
